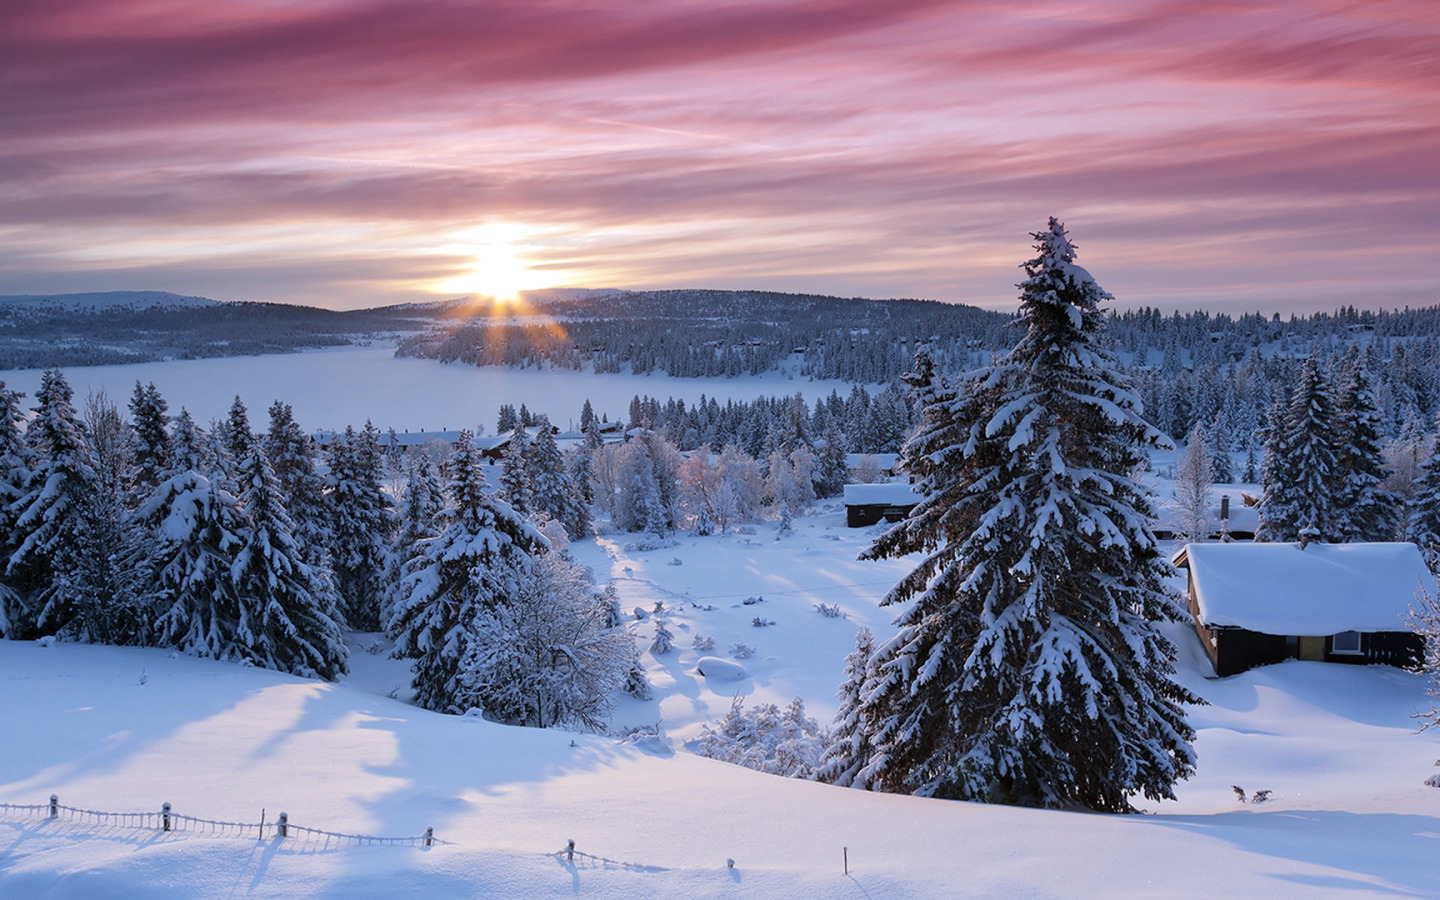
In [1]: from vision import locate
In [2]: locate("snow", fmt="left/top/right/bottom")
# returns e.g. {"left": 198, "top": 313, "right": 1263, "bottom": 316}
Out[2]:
{"left": 0, "top": 345, "right": 862, "bottom": 434}
{"left": 4, "top": 510, "right": 1440, "bottom": 898}
{"left": 694, "top": 656, "right": 748, "bottom": 681}
{"left": 1178, "top": 541, "right": 1438, "bottom": 634}
{"left": 841, "top": 483, "right": 920, "bottom": 506}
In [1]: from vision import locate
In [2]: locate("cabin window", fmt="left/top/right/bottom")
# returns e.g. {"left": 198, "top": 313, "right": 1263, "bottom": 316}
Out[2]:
{"left": 1331, "top": 631, "right": 1362, "bottom": 655}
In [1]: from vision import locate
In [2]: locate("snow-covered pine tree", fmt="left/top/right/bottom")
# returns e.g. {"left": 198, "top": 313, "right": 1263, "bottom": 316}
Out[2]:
{"left": 496, "top": 403, "right": 518, "bottom": 435}
{"left": 8, "top": 370, "right": 105, "bottom": 641}
{"left": 499, "top": 426, "right": 532, "bottom": 514}
{"left": 857, "top": 219, "right": 1198, "bottom": 811}
{"left": 77, "top": 390, "right": 143, "bottom": 643}
{"left": 128, "top": 381, "right": 171, "bottom": 495}
{"left": 1409, "top": 416, "right": 1440, "bottom": 573}
{"left": 812, "top": 418, "right": 851, "bottom": 500}
{"left": 230, "top": 433, "right": 348, "bottom": 679}
{"left": 263, "top": 401, "right": 334, "bottom": 572}
{"left": 0, "top": 383, "right": 32, "bottom": 638}
{"left": 219, "top": 395, "right": 253, "bottom": 466}
{"left": 327, "top": 422, "right": 397, "bottom": 631}
{"left": 815, "top": 626, "right": 877, "bottom": 788}
{"left": 384, "top": 454, "right": 446, "bottom": 618}
{"left": 1258, "top": 358, "right": 1339, "bottom": 542}
{"left": 387, "top": 430, "right": 548, "bottom": 713}
{"left": 1207, "top": 414, "right": 1234, "bottom": 484}
{"left": 1332, "top": 351, "right": 1402, "bottom": 542}
{"left": 133, "top": 419, "right": 250, "bottom": 661}
{"left": 649, "top": 602, "right": 674, "bottom": 654}
{"left": 527, "top": 418, "right": 589, "bottom": 538}
{"left": 612, "top": 429, "right": 679, "bottom": 534}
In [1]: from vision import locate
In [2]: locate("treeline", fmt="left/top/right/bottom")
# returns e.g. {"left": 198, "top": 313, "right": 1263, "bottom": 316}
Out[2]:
{"left": 0, "top": 301, "right": 435, "bottom": 369}
{"left": 397, "top": 289, "right": 1010, "bottom": 384}
{"left": 0, "top": 371, "right": 907, "bottom": 730}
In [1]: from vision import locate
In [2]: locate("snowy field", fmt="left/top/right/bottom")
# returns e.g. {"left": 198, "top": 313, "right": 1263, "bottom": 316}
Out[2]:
{"left": 3, "top": 508, "right": 1439, "bottom": 898}
{"left": 0, "top": 345, "right": 858, "bottom": 434}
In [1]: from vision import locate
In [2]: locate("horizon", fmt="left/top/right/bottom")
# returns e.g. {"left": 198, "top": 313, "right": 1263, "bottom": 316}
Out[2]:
{"left": 4, "top": 1, "right": 1438, "bottom": 314}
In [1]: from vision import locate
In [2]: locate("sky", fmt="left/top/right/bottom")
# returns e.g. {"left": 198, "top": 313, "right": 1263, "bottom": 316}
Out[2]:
{"left": 3, "top": 0, "right": 1439, "bottom": 314}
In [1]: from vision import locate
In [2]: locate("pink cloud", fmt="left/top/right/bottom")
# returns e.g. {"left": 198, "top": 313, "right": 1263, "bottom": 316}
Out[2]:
{"left": 1, "top": 0, "right": 1438, "bottom": 313}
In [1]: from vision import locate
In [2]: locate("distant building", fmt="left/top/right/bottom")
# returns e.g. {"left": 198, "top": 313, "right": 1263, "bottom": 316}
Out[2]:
{"left": 1172, "top": 542, "right": 1432, "bottom": 677}
{"left": 843, "top": 483, "right": 921, "bottom": 528}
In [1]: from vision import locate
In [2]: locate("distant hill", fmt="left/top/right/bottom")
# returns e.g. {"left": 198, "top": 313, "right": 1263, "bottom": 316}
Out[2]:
{"left": 0, "top": 296, "right": 437, "bottom": 371}
{"left": 0, "top": 290, "right": 221, "bottom": 311}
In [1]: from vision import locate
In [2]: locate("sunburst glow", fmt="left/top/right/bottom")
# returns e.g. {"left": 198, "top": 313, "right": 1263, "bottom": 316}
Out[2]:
{"left": 433, "top": 224, "right": 553, "bottom": 303}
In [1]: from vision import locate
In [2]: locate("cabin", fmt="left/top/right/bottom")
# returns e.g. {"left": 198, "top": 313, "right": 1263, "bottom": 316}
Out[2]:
{"left": 1172, "top": 541, "right": 1432, "bottom": 677}
{"left": 843, "top": 483, "right": 921, "bottom": 527}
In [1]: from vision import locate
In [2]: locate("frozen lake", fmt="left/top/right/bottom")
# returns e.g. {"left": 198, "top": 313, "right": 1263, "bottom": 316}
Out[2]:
{"left": 0, "top": 345, "right": 860, "bottom": 434}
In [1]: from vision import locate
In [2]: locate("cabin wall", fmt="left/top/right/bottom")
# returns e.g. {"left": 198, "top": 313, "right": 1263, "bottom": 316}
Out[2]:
{"left": 1214, "top": 630, "right": 1288, "bottom": 677}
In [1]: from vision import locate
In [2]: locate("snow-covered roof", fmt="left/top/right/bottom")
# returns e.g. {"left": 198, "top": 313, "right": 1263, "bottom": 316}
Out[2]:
{"left": 843, "top": 483, "right": 921, "bottom": 506}
{"left": 1175, "top": 542, "right": 1436, "bottom": 635}
{"left": 844, "top": 452, "right": 900, "bottom": 471}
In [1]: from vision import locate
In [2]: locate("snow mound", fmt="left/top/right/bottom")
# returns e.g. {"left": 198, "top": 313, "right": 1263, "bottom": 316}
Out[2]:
{"left": 695, "top": 656, "right": 747, "bottom": 681}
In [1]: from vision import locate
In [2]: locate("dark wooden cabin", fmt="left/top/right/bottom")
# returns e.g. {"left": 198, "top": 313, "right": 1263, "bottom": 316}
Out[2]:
{"left": 1172, "top": 542, "right": 1431, "bottom": 678}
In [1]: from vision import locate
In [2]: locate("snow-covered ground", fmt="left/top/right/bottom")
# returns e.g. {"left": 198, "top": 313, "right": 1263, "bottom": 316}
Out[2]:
{"left": 3, "top": 508, "right": 1439, "bottom": 898}
{"left": 0, "top": 345, "right": 859, "bottom": 434}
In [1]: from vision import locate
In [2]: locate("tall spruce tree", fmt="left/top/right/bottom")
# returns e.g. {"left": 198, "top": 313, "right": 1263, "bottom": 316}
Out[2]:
{"left": 1258, "top": 358, "right": 1339, "bottom": 542}
{"left": 128, "top": 381, "right": 171, "bottom": 496}
{"left": 264, "top": 401, "right": 333, "bottom": 566}
{"left": 384, "top": 454, "right": 446, "bottom": 618}
{"left": 855, "top": 219, "right": 1198, "bottom": 810}
{"left": 0, "top": 384, "right": 32, "bottom": 638}
{"left": 527, "top": 418, "right": 589, "bottom": 537}
{"left": 134, "top": 418, "right": 250, "bottom": 661}
{"left": 816, "top": 626, "right": 877, "bottom": 788}
{"left": 387, "top": 431, "right": 548, "bottom": 713}
{"left": 1332, "top": 352, "right": 1402, "bottom": 541}
{"left": 230, "top": 434, "right": 348, "bottom": 679}
{"left": 327, "top": 422, "right": 396, "bottom": 631}
{"left": 9, "top": 371, "right": 104, "bottom": 640}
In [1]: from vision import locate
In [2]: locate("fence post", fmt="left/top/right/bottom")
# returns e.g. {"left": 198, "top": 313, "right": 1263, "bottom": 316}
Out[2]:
{"left": 162, "top": 802, "right": 172, "bottom": 832}
{"left": 278, "top": 812, "right": 288, "bottom": 838}
{"left": 566, "top": 839, "right": 575, "bottom": 862}
{"left": 49, "top": 794, "right": 58, "bottom": 819}
{"left": 424, "top": 826, "right": 434, "bottom": 848}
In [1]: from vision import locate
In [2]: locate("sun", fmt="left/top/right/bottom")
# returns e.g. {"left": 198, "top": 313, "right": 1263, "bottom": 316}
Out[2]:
{"left": 433, "top": 224, "right": 552, "bottom": 304}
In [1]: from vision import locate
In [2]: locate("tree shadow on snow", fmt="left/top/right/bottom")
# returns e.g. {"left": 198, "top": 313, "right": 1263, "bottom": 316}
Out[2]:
{"left": 1155, "top": 808, "right": 1440, "bottom": 896}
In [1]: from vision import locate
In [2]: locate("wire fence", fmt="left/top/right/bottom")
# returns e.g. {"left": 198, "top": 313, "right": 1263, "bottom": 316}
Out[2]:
{"left": 0, "top": 795, "right": 442, "bottom": 849}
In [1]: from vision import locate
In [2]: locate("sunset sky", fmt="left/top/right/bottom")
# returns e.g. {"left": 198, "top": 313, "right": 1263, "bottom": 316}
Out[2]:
{"left": 4, "top": 0, "right": 1438, "bottom": 313}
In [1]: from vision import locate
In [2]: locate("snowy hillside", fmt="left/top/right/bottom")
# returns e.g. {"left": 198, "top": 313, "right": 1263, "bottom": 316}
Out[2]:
{"left": 3, "top": 510, "right": 1438, "bottom": 898}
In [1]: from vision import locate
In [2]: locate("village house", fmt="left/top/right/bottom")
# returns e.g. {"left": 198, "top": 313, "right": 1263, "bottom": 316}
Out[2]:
{"left": 1172, "top": 541, "right": 1432, "bottom": 677}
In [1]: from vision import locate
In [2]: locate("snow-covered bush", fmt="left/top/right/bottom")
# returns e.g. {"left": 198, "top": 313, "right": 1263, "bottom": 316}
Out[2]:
{"left": 456, "top": 548, "right": 635, "bottom": 731}
{"left": 692, "top": 696, "right": 828, "bottom": 779}
{"left": 814, "top": 602, "right": 845, "bottom": 619}
{"left": 692, "top": 633, "right": 716, "bottom": 652}
{"left": 1411, "top": 587, "right": 1440, "bottom": 733}
{"left": 730, "top": 642, "right": 755, "bottom": 659}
